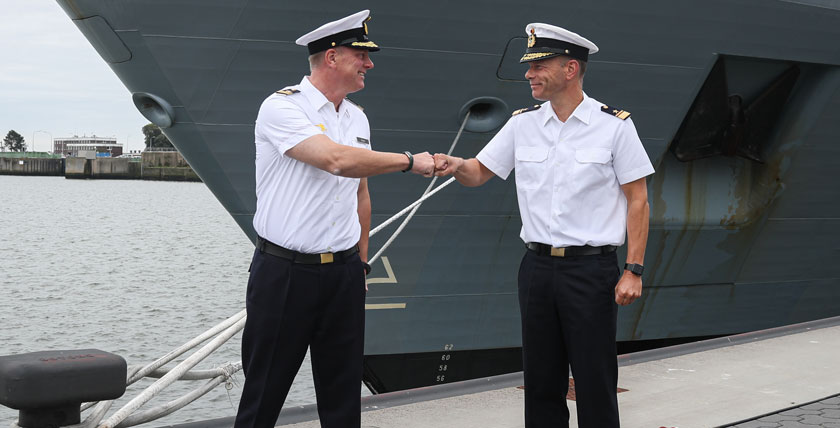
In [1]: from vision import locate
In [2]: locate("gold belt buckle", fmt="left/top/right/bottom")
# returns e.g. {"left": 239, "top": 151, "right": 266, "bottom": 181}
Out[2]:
{"left": 320, "top": 253, "right": 334, "bottom": 264}
{"left": 550, "top": 247, "right": 566, "bottom": 257}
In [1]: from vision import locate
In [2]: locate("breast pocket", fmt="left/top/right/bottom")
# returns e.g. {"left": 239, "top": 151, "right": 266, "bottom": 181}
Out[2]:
{"left": 573, "top": 148, "right": 613, "bottom": 192}
{"left": 515, "top": 146, "right": 550, "bottom": 189}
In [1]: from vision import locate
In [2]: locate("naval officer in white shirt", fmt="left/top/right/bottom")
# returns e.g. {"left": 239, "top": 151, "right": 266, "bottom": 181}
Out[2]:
{"left": 433, "top": 23, "right": 654, "bottom": 428}
{"left": 234, "top": 10, "right": 434, "bottom": 428}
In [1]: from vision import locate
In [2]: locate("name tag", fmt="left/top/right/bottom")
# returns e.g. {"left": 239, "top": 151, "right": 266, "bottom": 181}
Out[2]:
{"left": 356, "top": 137, "right": 370, "bottom": 145}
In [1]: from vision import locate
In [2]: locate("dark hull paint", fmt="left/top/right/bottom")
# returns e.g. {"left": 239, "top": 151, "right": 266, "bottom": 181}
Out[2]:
{"left": 56, "top": 0, "right": 840, "bottom": 392}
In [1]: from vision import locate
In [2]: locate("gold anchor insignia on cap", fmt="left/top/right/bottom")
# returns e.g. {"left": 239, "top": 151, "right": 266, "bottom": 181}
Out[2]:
{"left": 363, "top": 16, "right": 370, "bottom": 35}
{"left": 527, "top": 28, "right": 536, "bottom": 48}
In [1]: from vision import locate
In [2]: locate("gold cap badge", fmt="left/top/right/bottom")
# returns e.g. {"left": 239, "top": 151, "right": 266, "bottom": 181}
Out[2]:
{"left": 527, "top": 28, "right": 536, "bottom": 48}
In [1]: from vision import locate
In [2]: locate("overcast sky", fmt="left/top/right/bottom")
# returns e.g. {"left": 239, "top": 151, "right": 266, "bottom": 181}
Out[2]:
{"left": 1, "top": 0, "right": 148, "bottom": 152}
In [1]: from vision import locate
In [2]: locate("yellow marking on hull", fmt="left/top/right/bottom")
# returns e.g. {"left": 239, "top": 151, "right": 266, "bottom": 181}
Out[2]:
{"left": 366, "top": 256, "right": 398, "bottom": 285}
{"left": 365, "top": 303, "right": 407, "bottom": 310}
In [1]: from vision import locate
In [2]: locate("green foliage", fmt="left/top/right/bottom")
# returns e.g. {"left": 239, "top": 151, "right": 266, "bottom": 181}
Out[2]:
{"left": 142, "top": 123, "right": 174, "bottom": 149}
{"left": 3, "top": 130, "right": 26, "bottom": 152}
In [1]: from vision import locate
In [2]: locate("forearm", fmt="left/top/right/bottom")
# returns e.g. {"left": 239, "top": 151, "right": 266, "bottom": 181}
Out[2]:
{"left": 333, "top": 146, "right": 410, "bottom": 178}
{"left": 625, "top": 198, "right": 649, "bottom": 264}
{"left": 453, "top": 158, "right": 490, "bottom": 187}
{"left": 357, "top": 187, "right": 371, "bottom": 262}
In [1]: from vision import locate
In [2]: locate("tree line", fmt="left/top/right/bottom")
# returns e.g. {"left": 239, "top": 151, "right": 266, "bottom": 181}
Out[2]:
{"left": 3, "top": 124, "right": 173, "bottom": 152}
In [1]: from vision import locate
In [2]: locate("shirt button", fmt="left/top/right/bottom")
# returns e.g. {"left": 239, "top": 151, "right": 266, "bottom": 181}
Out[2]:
{"left": 335, "top": 196, "right": 340, "bottom": 201}
{"left": 327, "top": 246, "right": 332, "bottom": 251}
{"left": 331, "top": 222, "right": 336, "bottom": 226}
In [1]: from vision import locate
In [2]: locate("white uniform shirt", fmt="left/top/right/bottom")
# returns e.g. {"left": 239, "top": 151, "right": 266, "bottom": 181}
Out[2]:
{"left": 252, "top": 76, "right": 372, "bottom": 253}
{"left": 476, "top": 94, "right": 654, "bottom": 247}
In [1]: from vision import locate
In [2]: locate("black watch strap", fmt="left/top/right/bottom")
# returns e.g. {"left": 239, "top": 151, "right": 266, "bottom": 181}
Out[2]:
{"left": 624, "top": 263, "right": 644, "bottom": 276}
{"left": 363, "top": 262, "right": 372, "bottom": 275}
{"left": 401, "top": 151, "right": 413, "bottom": 173}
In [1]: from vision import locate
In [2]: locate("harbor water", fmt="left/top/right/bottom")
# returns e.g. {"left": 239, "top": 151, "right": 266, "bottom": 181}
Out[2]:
{"left": 0, "top": 175, "right": 324, "bottom": 425}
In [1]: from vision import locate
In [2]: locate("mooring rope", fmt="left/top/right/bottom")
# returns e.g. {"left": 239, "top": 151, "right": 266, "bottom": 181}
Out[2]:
{"left": 368, "top": 111, "right": 469, "bottom": 265}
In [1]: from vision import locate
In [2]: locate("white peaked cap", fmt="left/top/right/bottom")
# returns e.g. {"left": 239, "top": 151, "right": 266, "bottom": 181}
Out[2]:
{"left": 296, "top": 10, "right": 380, "bottom": 55}
{"left": 521, "top": 23, "right": 598, "bottom": 63}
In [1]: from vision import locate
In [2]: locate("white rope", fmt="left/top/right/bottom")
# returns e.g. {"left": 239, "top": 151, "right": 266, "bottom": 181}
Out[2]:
{"left": 115, "top": 361, "right": 239, "bottom": 428}
{"left": 76, "top": 401, "right": 113, "bottom": 428}
{"left": 145, "top": 361, "right": 242, "bottom": 381}
{"left": 116, "top": 377, "right": 225, "bottom": 428}
{"left": 127, "top": 309, "right": 246, "bottom": 384}
{"left": 368, "top": 177, "right": 456, "bottom": 239}
{"left": 98, "top": 316, "right": 247, "bottom": 428}
{"left": 368, "top": 111, "right": 469, "bottom": 264}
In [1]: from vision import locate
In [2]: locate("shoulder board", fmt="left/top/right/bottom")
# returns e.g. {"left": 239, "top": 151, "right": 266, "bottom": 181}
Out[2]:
{"left": 275, "top": 88, "right": 300, "bottom": 96}
{"left": 600, "top": 104, "right": 631, "bottom": 120}
{"left": 344, "top": 97, "right": 364, "bottom": 111}
{"left": 512, "top": 104, "right": 541, "bottom": 116}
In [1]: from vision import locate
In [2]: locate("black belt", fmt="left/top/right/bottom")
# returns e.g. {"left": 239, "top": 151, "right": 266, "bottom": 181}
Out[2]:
{"left": 526, "top": 242, "right": 616, "bottom": 258}
{"left": 257, "top": 236, "right": 358, "bottom": 264}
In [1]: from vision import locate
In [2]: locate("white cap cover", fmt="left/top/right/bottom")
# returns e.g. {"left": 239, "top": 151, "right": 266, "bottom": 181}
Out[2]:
{"left": 296, "top": 10, "right": 380, "bottom": 54}
{"left": 521, "top": 23, "right": 598, "bottom": 63}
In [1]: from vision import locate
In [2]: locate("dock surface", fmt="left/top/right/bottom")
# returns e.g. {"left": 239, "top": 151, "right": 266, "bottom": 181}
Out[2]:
{"left": 274, "top": 317, "right": 840, "bottom": 428}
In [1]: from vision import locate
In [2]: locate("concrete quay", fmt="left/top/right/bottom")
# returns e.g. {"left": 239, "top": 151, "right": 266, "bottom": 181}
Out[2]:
{"left": 0, "top": 155, "right": 64, "bottom": 176}
{"left": 0, "top": 152, "right": 200, "bottom": 181}
{"left": 267, "top": 316, "right": 840, "bottom": 428}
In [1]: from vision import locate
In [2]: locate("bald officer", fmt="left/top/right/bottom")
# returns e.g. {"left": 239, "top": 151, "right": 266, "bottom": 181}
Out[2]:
{"left": 235, "top": 10, "right": 434, "bottom": 428}
{"left": 434, "top": 23, "right": 654, "bottom": 428}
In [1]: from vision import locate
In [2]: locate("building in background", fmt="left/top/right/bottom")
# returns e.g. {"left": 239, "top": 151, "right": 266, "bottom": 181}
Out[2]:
{"left": 53, "top": 135, "right": 123, "bottom": 157}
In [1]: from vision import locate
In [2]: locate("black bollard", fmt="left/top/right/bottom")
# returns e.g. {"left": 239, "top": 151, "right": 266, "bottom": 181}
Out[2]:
{"left": 0, "top": 350, "right": 126, "bottom": 428}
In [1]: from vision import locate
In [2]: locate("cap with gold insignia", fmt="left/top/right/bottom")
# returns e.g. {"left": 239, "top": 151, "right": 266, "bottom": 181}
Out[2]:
{"left": 295, "top": 10, "right": 380, "bottom": 55}
{"left": 520, "top": 23, "right": 598, "bottom": 63}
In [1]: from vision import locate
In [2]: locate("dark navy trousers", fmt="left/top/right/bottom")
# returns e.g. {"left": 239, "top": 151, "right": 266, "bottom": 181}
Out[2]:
{"left": 518, "top": 249, "right": 621, "bottom": 428}
{"left": 234, "top": 248, "right": 366, "bottom": 428}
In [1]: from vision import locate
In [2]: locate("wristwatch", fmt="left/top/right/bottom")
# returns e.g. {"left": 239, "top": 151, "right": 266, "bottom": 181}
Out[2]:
{"left": 401, "top": 151, "right": 413, "bottom": 173}
{"left": 624, "top": 263, "right": 644, "bottom": 277}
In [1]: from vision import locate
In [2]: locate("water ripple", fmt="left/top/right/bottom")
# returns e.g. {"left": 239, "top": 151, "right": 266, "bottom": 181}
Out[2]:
{"left": 0, "top": 176, "right": 319, "bottom": 426}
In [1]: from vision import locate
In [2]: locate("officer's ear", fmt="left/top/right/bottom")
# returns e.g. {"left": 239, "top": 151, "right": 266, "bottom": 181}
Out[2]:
{"left": 324, "top": 46, "right": 346, "bottom": 68}
{"left": 565, "top": 59, "right": 580, "bottom": 81}
{"left": 325, "top": 48, "right": 339, "bottom": 68}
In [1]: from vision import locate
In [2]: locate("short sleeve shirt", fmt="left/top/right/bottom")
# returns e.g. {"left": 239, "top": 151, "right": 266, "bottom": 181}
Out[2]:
{"left": 252, "top": 76, "right": 372, "bottom": 253}
{"left": 476, "top": 94, "right": 654, "bottom": 247}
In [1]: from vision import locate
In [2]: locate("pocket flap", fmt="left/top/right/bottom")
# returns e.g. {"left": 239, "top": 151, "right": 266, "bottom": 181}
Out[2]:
{"left": 516, "top": 146, "right": 549, "bottom": 162}
{"left": 575, "top": 148, "right": 612, "bottom": 164}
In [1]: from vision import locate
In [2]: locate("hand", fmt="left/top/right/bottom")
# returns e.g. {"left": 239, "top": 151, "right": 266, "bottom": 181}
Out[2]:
{"left": 615, "top": 271, "right": 642, "bottom": 306}
{"left": 433, "top": 153, "right": 464, "bottom": 176}
{"left": 410, "top": 151, "right": 435, "bottom": 177}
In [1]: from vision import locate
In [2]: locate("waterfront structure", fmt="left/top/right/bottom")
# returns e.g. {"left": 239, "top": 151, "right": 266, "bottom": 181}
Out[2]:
{"left": 53, "top": 136, "right": 122, "bottom": 157}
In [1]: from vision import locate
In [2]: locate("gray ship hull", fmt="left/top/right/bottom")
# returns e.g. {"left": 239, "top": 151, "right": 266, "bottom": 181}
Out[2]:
{"left": 56, "top": 0, "right": 840, "bottom": 392}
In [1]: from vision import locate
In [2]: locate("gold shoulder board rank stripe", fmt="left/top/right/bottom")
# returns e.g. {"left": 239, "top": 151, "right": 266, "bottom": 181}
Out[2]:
{"left": 275, "top": 89, "right": 300, "bottom": 95}
{"left": 512, "top": 104, "right": 541, "bottom": 116}
{"left": 600, "top": 104, "right": 631, "bottom": 120}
